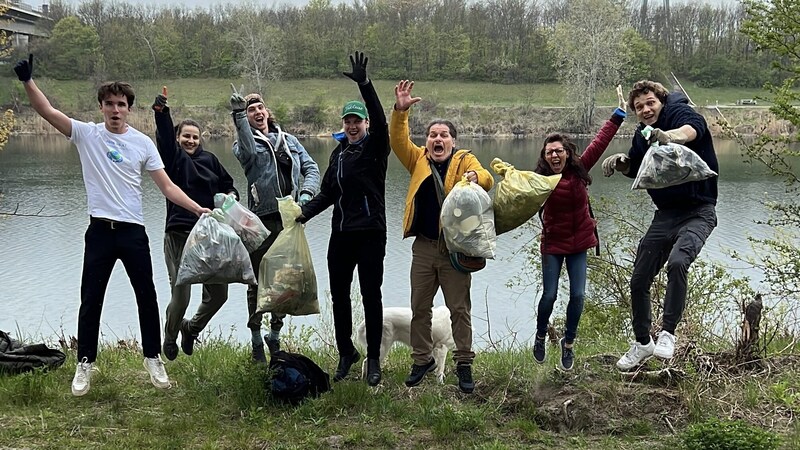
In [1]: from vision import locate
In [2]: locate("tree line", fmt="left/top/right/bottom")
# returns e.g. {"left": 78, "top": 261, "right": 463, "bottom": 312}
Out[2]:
{"left": 12, "top": 0, "right": 782, "bottom": 90}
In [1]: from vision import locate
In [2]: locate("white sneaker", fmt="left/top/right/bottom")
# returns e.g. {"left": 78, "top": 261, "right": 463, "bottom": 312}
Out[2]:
{"left": 143, "top": 356, "right": 171, "bottom": 389}
{"left": 654, "top": 331, "right": 676, "bottom": 359}
{"left": 616, "top": 339, "right": 655, "bottom": 371}
{"left": 71, "top": 357, "right": 95, "bottom": 396}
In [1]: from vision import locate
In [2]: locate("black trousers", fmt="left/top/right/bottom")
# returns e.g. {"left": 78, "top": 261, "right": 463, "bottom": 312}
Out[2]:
{"left": 327, "top": 230, "right": 386, "bottom": 359}
{"left": 78, "top": 218, "right": 160, "bottom": 362}
{"left": 630, "top": 203, "right": 717, "bottom": 343}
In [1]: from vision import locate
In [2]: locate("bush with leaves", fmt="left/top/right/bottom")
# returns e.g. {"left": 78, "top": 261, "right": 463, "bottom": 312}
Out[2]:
{"left": 681, "top": 417, "right": 780, "bottom": 450}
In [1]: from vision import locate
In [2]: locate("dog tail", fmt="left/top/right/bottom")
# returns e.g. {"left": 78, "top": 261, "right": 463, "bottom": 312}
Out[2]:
{"left": 354, "top": 320, "right": 368, "bottom": 354}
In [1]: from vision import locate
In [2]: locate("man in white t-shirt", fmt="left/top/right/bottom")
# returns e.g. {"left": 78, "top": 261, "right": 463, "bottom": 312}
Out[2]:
{"left": 13, "top": 54, "right": 211, "bottom": 396}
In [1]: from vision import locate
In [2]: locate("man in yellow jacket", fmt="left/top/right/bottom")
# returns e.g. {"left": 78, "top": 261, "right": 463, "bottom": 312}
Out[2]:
{"left": 390, "top": 79, "right": 494, "bottom": 393}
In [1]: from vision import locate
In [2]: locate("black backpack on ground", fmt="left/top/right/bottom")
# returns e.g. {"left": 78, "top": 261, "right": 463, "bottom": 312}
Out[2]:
{"left": 268, "top": 350, "right": 331, "bottom": 404}
{"left": 0, "top": 330, "right": 66, "bottom": 375}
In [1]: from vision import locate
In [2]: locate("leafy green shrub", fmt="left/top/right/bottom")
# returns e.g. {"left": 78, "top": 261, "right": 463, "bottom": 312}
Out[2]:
{"left": 681, "top": 418, "right": 780, "bottom": 450}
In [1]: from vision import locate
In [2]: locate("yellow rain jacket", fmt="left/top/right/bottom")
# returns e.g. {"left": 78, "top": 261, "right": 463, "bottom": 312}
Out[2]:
{"left": 389, "top": 108, "right": 494, "bottom": 238}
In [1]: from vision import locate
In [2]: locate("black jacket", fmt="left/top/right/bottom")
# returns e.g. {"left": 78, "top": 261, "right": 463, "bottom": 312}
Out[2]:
{"left": 626, "top": 92, "right": 719, "bottom": 210}
{"left": 301, "top": 80, "right": 390, "bottom": 232}
{"left": 155, "top": 107, "right": 239, "bottom": 232}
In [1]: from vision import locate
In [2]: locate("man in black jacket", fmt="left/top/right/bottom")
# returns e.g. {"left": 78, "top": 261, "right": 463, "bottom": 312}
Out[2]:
{"left": 299, "top": 52, "right": 389, "bottom": 386}
{"left": 602, "top": 80, "right": 719, "bottom": 371}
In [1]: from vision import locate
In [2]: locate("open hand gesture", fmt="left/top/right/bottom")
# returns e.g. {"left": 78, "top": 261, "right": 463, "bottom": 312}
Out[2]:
{"left": 152, "top": 86, "right": 168, "bottom": 112}
{"left": 230, "top": 83, "right": 246, "bottom": 112}
{"left": 343, "top": 51, "right": 368, "bottom": 84}
{"left": 394, "top": 80, "right": 421, "bottom": 112}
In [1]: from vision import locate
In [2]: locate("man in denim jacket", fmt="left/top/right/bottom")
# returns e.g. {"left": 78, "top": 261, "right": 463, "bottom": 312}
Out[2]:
{"left": 229, "top": 88, "right": 320, "bottom": 362}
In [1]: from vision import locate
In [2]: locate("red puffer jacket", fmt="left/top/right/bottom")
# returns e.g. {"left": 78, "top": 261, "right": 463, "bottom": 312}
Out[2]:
{"left": 540, "top": 116, "right": 622, "bottom": 255}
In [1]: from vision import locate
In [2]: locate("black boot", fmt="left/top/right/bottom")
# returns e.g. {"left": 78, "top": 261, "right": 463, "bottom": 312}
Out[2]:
{"left": 405, "top": 358, "right": 436, "bottom": 387}
{"left": 180, "top": 319, "right": 198, "bottom": 356}
{"left": 333, "top": 349, "right": 361, "bottom": 382}
{"left": 456, "top": 363, "right": 475, "bottom": 394}
{"left": 366, "top": 358, "right": 381, "bottom": 386}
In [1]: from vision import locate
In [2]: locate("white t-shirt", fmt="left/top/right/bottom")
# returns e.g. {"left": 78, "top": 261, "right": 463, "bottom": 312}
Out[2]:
{"left": 70, "top": 119, "right": 164, "bottom": 225}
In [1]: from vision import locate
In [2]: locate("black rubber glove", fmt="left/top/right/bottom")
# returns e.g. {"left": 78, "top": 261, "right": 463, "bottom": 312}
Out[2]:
{"left": 152, "top": 86, "right": 168, "bottom": 112}
{"left": 343, "top": 51, "right": 368, "bottom": 84}
{"left": 14, "top": 54, "right": 34, "bottom": 82}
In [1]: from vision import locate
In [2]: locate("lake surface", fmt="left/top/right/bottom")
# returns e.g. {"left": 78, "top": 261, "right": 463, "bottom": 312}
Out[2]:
{"left": 0, "top": 134, "right": 787, "bottom": 348}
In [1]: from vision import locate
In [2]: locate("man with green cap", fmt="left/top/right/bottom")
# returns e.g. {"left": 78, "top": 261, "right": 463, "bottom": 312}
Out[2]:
{"left": 298, "top": 51, "right": 390, "bottom": 387}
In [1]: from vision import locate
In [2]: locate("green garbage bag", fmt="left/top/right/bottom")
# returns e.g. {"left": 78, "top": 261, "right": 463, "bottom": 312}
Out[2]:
{"left": 256, "top": 196, "right": 319, "bottom": 316}
{"left": 491, "top": 158, "right": 561, "bottom": 235}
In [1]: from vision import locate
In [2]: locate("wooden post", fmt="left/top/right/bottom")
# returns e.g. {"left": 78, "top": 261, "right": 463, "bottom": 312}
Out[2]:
{"left": 736, "top": 294, "right": 763, "bottom": 362}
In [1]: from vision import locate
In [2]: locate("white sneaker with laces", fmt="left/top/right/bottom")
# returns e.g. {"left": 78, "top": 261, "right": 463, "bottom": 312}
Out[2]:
{"left": 143, "top": 356, "right": 171, "bottom": 389}
{"left": 653, "top": 331, "right": 676, "bottom": 359}
{"left": 71, "top": 357, "right": 95, "bottom": 396}
{"left": 616, "top": 339, "right": 655, "bottom": 371}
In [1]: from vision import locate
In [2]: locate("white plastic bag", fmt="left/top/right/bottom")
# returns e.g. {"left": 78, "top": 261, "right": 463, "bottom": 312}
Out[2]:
{"left": 632, "top": 126, "right": 717, "bottom": 190}
{"left": 176, "top": 213, "right": 256, "bottom": 285}
{"left": 490, "top": 157, "right": 561, "bottom": 235}
{"left": 256, "top": 196, "right": 319, "bottom": 316}
{"left": 211, "top": 193, "right": 269, "bottom": 253}
{"left": 441, "top": 177, "right": 496, "bottom": 259}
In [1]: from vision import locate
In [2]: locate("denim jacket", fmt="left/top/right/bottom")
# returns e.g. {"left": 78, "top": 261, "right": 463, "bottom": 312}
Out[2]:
{"left": 231, "top": 112, "right": 320, "bottom": 217}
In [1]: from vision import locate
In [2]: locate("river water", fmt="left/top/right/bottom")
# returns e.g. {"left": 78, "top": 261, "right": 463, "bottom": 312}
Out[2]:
{"left": 0, "top": 134, "right": 786, "bottom": 347}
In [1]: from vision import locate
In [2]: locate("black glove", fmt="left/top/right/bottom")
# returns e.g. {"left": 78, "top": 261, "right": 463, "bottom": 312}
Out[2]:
{"left": 343, "top": 51, "right": 368, "bottom": 84}
{"left": 295, "top": 213, "right": 308, "bottom": 224}
{"left": 152, "top": 86, "right": 168, "bottom": 112}
{"left": 14, "top": 54, "right": 34, "bottom": 82}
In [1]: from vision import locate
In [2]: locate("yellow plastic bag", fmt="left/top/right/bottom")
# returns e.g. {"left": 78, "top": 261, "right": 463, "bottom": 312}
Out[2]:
{"left": 491, "top": 158, "right": 561, "bottom": 235}
{"left": 256, "top": 196, "right": 319, "bottom": 316}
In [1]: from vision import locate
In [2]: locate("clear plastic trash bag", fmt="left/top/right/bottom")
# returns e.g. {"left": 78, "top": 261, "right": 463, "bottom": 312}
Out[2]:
{"left": 211, "top": 193, "right": 269, "bottom": 253}
{"left": 256, "top": 196, "right": 319, "bottom": 316}
{"left": 176, "top": 213, "right": 256, "bottom": 285}
{"left": 441, "top": 177, "right": 496, "bottom": 259}
{"left": 490, "top": 157, "right": 561, "bottom": 235}
{"left": 632, "top": 127, "right": 717, "bottom": 190}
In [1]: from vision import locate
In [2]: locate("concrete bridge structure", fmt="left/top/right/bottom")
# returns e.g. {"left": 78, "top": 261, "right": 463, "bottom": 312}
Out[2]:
{"left": 1, "top": 1, "right": 51, "bottom": 50}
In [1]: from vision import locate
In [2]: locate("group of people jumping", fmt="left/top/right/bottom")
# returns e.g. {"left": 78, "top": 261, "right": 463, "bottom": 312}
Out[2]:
{"left": 12, "top": 50, "right": 717, "bottom": 397}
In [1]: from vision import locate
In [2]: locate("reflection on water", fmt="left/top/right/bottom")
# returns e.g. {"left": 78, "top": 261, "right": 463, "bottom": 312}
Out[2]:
{"left": 0, "top": 135, "right": 788, "bottom": 347}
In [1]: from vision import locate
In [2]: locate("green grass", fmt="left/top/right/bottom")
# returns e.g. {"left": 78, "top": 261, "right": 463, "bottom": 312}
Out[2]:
{"left": 0, "top": 75, "right": 776, "bottom": 111}
{"left": 1, "top": 332, "right": 795, "bottom": 449}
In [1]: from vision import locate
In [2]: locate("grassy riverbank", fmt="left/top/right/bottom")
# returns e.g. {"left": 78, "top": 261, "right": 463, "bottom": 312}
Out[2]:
{"left": 1, "top": 332, "right": 797, "bottom": 449}
{"left": 1, "top": 76, "right": 785, "bottom": 138}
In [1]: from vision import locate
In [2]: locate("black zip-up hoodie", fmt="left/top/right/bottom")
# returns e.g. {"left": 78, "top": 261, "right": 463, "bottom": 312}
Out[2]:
{"left": 155, "top": 106, "right": 239, "bottom": 232}
{"left": 625, "top": 92, "right": 719, "bottom": 210}
{"left": 301, "top": 80, "right": 390, "bottom": 232}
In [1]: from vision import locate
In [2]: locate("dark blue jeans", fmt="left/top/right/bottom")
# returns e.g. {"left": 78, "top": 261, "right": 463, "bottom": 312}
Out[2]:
{"left": 78, "top": 218, "right": 160, "bottom": 363}
{"left": 536, "top": 251, "right": 587, "bottom": 344}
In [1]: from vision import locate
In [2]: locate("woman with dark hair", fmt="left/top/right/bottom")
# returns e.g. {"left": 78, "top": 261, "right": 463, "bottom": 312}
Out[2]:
{"left": 152, "top": 87, "right": 240, "bottom": 361}
{"left": 531, "top": 87, "right": 627, "bottom": 371}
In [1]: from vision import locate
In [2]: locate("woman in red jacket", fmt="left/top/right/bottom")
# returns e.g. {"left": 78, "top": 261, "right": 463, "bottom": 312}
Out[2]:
{"left": 532, "top": 87, "right": 626, "bottom": 371}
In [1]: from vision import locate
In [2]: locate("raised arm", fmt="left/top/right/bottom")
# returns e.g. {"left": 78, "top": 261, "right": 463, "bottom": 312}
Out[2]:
{"left": 343, "top": 51, "right": 388, "bottom": 149}
{"left": 229, "top": 84, "right": 257, "bottom": 166}
{"left": 389, "top": 80, "right": 425, "bottom": 171}
{"left": 15, "top": 55, "right": 72, "bottom": 137}
{"left": 152, "top": 86, "right": 179, "bottom": 171}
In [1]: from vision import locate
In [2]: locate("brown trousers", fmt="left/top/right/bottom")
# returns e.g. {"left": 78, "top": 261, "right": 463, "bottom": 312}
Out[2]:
{"left": 410, "top": 236, "right": 475, "bottom": 365}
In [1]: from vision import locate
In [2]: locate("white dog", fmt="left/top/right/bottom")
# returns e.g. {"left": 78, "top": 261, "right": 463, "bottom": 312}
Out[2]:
{"left": 356, "top": 305, "right": 456, "bottom": 383}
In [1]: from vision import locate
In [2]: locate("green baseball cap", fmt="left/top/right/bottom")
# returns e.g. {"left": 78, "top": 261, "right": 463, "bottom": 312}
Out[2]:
{"left": 341, "top": 100, "right": 368, "bottom": 119}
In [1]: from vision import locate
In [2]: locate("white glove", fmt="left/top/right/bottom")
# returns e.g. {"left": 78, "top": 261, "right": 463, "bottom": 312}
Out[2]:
{"left": 648, "top": 128, "right": 689, "bottom": 145}
{"left": 602, "top": 153, "right": 630, "bottom": 177}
